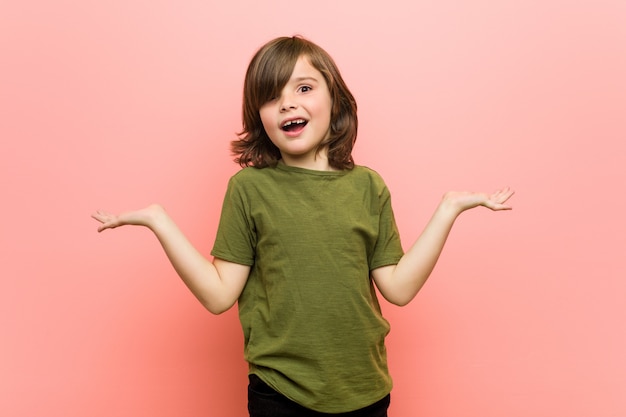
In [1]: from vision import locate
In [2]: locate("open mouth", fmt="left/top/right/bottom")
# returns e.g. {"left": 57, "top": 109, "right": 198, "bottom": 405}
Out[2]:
{"left": 281, "top": 119, "right": 308, "bottom": 132}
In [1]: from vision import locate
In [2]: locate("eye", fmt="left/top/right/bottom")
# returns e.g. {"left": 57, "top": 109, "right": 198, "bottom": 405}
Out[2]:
{"left": 298, "top": 85, "right": 312, "bottom": 93}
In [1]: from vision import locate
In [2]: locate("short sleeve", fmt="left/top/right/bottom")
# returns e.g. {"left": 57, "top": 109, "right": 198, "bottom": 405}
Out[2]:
{"left": 211, "top": 176, "right": 256, "bottom": 266}
{"left": 369, "top": 183, "right": 404, "bottom": 271}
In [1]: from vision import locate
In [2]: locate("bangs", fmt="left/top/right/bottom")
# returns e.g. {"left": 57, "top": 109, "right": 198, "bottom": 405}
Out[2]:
{"left": 246, "top": 39, "right": 306, "bottom": 108}
{"left": 255, "top": 57, "right": 296, "bottom": 105}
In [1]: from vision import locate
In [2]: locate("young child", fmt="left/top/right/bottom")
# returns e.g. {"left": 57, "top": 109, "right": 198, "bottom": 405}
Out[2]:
{"left": 92, "top": 36, "right": 514, "bottom": 417}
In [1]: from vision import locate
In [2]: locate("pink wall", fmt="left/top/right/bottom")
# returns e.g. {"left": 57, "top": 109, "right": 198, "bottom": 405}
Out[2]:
{"left": 2, "top": 1, "right": 625, "bottom": 416}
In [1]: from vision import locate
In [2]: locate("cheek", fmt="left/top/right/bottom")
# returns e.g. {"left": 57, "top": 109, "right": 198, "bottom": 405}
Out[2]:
{"left": 324, "top": 96, "right": 333, "bottom": 117}
{"left": 258, "top": 108, "right": 280, "bottom": 143}
{"left": 324, "top": 101, "right": 334, "bottom": 127}
{"left": 258, "top": 109, "right": 273, "bottom": 131}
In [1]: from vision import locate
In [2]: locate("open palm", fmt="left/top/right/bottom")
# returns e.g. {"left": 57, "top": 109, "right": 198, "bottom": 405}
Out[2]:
{"left": 445, "top": 187, "right": 514, "bottom": 212}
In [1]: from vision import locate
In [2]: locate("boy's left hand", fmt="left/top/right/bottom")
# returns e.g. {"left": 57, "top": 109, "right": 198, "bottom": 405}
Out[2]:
{"left": 444, "top": 187, "right": 514, "bottom": 213}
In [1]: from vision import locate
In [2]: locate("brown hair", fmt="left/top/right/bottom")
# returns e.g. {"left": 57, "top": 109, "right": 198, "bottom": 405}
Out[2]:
{"left": 231, "top": 36, "right": 358, "bottom": 170}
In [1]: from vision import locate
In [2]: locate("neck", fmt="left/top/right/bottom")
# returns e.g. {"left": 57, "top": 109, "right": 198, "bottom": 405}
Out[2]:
{"left": 280, "top": 150, "right": 337, "bottom": 171}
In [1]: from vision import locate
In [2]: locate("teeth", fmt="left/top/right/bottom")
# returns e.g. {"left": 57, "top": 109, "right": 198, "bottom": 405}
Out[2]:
{"left": 282, "top": 119, "right": 306, "bottom": 128}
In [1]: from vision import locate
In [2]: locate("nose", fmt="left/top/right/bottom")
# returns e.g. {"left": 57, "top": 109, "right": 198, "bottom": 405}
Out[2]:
{"left": 279, "top": 93, "right": 298, "bottom": 112}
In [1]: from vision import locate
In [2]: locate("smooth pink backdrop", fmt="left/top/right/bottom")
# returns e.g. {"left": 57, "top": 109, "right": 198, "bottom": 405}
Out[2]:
{"left": 2, "top": 1, "right": 625, "bottom": 416}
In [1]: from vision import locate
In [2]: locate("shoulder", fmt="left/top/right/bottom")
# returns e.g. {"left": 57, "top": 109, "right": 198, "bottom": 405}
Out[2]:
{"left": 352, "top": 165, "right": 383, "bottom": 178}
{"left": 350, "top": 165, "right": 389, "bottom": 189}
{"left": 230, "top": 166, "right": 267, "bottom": 180}
{"left": 227, "top": 166, "right": 275, "bottom": 187}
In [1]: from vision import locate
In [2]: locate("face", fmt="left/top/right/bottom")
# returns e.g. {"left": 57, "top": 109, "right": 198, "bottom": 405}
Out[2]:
{"left": 259, "top": 55, "right": 333, "bottom": 170}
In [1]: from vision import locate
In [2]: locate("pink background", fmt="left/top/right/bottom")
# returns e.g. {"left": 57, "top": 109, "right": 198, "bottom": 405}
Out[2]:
{"left": 2, "top": 0, "right": 625, "bottom": 416}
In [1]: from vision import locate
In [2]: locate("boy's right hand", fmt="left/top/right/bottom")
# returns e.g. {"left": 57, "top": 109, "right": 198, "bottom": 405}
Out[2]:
{"left": 91, "top": 204, "right": 165, "bottom": 232}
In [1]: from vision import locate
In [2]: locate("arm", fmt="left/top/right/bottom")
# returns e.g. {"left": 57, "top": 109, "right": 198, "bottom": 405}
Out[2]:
{"left": 92, "top": 204, "right": 250, "bottom": 314}
{"left": 372, "top": 187, "right": 514, "bottom": 306}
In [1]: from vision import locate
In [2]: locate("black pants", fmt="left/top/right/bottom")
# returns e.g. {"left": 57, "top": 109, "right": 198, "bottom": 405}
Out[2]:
{"left": 248, "top": 374, "right": 390, "bottom": 417}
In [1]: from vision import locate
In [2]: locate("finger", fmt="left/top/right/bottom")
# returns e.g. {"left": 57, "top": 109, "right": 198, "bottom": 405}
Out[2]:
{"left": 91, "top": 213, "right": 105, "bottom": 223}
{"left": 493, "top": 187, "right": 514, "bottom": 203}
{"left": 92, "top": 210, "right": 111, "bottom": 220}
{"left": 486, "top": 203, "right": 512, "bottom": 211}
{"left": 493, "top": 187, "right": 509, "bottom": 196}
{"left": 499, "top": 188, "right": 515, "bottom": 203}
{"left": 92, "top": 210, "right": 119, "bottom": 231}
{"left": 484, "top": 198, "right": 513, "bottom": 211}
{"left": 97, "top": 221, "right": 117, "bottom": 232}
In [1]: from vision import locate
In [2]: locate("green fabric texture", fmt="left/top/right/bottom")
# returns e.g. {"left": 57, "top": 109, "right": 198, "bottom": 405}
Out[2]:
{"left": 211, "top": 161, "right": 404, "bottom": 413}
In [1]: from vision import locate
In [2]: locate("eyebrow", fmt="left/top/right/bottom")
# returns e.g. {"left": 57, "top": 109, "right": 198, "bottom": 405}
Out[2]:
{"left": 291, "top": 76, "right": 319, "bottom": 83}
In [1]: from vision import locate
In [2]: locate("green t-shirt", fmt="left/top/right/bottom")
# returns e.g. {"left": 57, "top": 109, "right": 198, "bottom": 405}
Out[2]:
{"left": 211, "top": 162, "right": 404, "bottom": 413}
